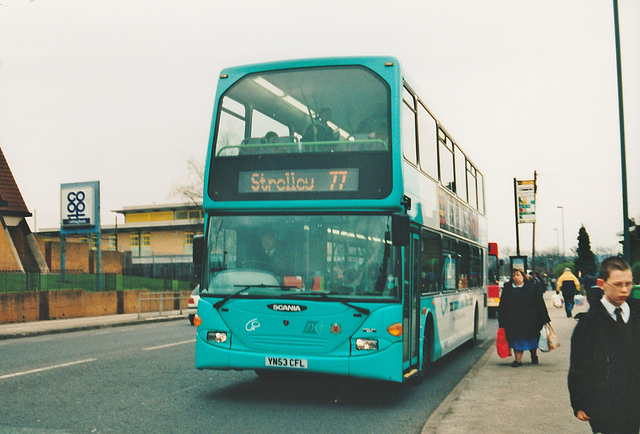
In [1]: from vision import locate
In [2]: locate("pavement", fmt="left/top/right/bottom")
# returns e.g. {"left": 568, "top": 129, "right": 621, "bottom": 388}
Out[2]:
{"left": 0, "top": 310, "right": 188, "bottom": 340}
{"left": 422, "top": 291, "right": 591, "bottom": 433}
{"left": 1, "top": 292, "right": 590, "bottom": 433}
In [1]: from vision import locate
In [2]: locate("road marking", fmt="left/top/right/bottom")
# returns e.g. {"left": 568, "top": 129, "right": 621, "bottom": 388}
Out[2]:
{"left": 143, "top": 339, "right": 195, "bottom": 351}
{"left": 0, "top": 358, "right": 97, "bottom": 380}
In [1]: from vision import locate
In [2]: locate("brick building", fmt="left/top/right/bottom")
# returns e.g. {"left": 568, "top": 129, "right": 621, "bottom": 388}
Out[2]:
{"left": 111, "top": 203, "right": 204, "bottom": 258}
{"left": 37, "top": 202, "right": 204, "bottom": 279}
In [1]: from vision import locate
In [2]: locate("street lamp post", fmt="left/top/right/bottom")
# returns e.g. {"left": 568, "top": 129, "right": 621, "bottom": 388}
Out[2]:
{"left": 557, "top": 206, "right": 565, "bottom": 263}
{"left": 554, "top": 228, "right": 560, "bottom": 261}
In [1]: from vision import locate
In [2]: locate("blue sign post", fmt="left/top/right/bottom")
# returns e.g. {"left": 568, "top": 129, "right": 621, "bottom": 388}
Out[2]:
{"left": 60, "top": 181, "right": 102, "bottom": 291}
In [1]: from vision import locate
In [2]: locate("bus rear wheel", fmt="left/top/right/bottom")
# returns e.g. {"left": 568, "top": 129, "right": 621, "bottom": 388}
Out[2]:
{"left": 465, "top": 305, "right": 479, "bottom": 348}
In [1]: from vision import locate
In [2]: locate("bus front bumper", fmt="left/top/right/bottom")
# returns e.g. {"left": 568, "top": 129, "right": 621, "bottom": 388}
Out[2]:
{"left": 195, "top": 334, "right": 404, "bottom": 383}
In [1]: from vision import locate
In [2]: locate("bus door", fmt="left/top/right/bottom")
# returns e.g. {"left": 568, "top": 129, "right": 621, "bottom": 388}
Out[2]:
{"left": 403, "top": 232, "right": 421, "bottom": 373}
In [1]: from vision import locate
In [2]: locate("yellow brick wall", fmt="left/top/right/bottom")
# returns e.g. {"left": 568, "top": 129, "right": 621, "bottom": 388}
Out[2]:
{"left": 0, "top": 292, "right": 39, "bottom": 322}
{"left": 0, "top": 225, "right": 20, "bottom": 271}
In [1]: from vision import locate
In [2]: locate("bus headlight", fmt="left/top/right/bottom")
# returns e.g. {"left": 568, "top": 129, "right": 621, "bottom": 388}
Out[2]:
{"left": 207, "top": 331, "right": 228, "bottom": 343}
{"left": 355, "top": 338, "right": 378, "bottom": 351}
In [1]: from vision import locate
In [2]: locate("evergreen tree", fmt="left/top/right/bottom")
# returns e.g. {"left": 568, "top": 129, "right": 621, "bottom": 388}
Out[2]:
{"left": 575, "top": 226, "right": 597, "bottom": 276}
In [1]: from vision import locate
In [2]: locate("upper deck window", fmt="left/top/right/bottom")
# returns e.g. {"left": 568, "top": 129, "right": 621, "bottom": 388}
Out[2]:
{"left": 208, "top": 66, "right": 393, "bottom": 201}
{"left": 214, "top": 66, "right": 391, "bottom": 157}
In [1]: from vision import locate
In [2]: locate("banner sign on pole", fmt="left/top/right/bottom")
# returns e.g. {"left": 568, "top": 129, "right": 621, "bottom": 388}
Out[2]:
{"left": 60, "top": 181, "right": 102, "bottom": 290}
{"left": 516, "top": 179, "right": 536, "bottom": 223}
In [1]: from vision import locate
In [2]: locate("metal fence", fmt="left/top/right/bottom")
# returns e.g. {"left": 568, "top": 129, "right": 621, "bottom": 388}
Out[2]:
{"left": 137, "top": 291, "right": 186, "bottom": 319}
{"left": 123, "top": 253, "right": 195, "bottom": 282}
{"left": 0, "top": 272, "right": 194, "bottom": 293}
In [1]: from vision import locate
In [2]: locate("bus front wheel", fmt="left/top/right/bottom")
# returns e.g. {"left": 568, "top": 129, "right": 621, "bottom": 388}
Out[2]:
{"left": 410, "top": 319, "right": 433, "bottom": 386}
{"left": 422, "top": 321, "right": 434, "bottom": 374}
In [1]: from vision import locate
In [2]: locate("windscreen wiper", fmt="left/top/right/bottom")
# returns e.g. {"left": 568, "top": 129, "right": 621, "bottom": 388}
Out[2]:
{"left": 212, "top": 284, "right": 295, "bottom": 310}
{"left": 296, "top": 292, "right": 370, "bottom": 315}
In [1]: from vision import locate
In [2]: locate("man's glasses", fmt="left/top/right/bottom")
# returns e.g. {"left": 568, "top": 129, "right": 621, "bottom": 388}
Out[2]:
{"left": 604, "top": 281, "right": 634, "bottom": 290}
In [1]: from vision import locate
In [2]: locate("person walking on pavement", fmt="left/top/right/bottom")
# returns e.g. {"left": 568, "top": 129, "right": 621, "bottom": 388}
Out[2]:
{"left": 580, "top": 272, "right": 603, "bottom": 308}
{"left": 529, "top": 271, "right": 545, "bottom": 295}
{"left": 579, "top": 271, "right": 597, "bottom": 295}
{"left": 568, "top": 256, "right": 639, "bottom": 433}
{"left": 498, "top": 268, "right": 551, "bottom": 367}
{"left": 557, "top": 267, "right": 581, "bottom": 317}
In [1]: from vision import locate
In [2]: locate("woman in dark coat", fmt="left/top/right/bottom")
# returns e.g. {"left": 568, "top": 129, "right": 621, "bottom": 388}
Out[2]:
{"left": 498, "top": 268, "right": 551, "bottom": 367}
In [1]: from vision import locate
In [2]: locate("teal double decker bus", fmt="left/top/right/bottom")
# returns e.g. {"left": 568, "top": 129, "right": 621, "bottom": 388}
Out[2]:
{"left": 194, "top": 56, "right": 489, "bottom": 383}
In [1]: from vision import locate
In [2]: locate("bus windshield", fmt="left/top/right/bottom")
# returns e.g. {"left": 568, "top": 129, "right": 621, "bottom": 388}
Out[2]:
{"left": 202, "top": 214, "right": 400, "bottom": 300}
{"left": 214, "top": 66, "right": 390, "bottom": 157}
{"left": 488, "top": 253, "right": 498, "bottom": 284}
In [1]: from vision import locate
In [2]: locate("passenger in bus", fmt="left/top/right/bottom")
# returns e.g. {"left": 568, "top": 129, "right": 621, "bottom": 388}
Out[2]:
{"left": 264, "top": 131, "right": 278, "bottom": 143}
{"left": 356, "top": 105, "right": 388, "bottom": 144}
{"left": 302, "top": 108, "right": 337, "bottom": 143}
{"left": 334, "top": 267, "right": 361, "bottom": 295}
{"left": 498, "top": 268, "right": 551, "bottom": 367}
{"left": 362, "top": 263, "right": 384, "bottom": 294}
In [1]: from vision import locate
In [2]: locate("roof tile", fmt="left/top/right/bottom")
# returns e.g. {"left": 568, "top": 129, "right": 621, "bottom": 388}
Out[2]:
{"left": 0, "top": 147, "right": 31, "bottom": 217}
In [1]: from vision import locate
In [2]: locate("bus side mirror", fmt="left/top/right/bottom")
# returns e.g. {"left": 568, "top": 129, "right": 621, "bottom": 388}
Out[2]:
{"left": 193, "top": 235, "right": 204, "bottom": 279}
{"left": 392, "top": 213, "right": 410, "bottom": 246}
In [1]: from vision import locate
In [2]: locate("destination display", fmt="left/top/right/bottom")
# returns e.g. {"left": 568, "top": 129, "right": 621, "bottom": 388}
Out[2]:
{"left": 238, "top": 168, "right": 359, "bottom": 193}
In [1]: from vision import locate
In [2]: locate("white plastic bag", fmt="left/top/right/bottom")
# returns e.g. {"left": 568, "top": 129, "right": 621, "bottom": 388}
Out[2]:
{"left": 552, "top": 293, "right": 564, "bottom": 309}
{"left": 539, "top": 323, "right": 559, "bottom": 352}
{"left": 575, "top": 294, "right": 585, "bottom": 306}
{"left": 546, "top": 323, "right": 560, "bottom": 350}
{"left": 538, "top": 327, "right": 550, "bottom": 352}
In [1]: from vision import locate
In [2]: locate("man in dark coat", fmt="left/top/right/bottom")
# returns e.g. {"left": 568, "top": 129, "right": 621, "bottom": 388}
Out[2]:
{"left": 568, "top": 257, "right": 640, "bottom": 433}
{"left": 258, "top": 232, "right": 290, "bottom": 279}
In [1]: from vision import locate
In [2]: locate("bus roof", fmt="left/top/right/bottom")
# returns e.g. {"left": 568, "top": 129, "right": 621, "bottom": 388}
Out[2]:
{"left": 217, "top": 56, "right": 402, "bottom": 77}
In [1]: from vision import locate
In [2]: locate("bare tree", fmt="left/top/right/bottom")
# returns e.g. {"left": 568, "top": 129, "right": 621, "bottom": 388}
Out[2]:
{"left": 170, "top": 156, "right": 204, "bottom": 206}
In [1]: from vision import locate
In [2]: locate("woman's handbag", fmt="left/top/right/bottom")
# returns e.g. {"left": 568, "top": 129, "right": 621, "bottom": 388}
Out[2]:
{"left": 496, "top": 328, "right": 511, "bottom": 358}
{"left": 541, "top": 323, "right": 560, "bottom": 351}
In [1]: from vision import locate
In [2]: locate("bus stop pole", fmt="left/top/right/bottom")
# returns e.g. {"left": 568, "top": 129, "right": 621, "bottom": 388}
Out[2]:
{"left": 60, "top": 234, "right": 66, "bottom": 282}
{"left": 513, "top": 178, "right": 520, "bottom": 256}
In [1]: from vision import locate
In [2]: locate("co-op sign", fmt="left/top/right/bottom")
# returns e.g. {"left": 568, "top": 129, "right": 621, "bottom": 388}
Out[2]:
{"left": 60, "top": 181, "right": 100, "bottom": 232}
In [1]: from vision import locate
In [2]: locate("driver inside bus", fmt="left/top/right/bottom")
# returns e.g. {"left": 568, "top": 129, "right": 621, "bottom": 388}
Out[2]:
{"left": 258, "top": 232, "right": 289, "bottom": 279}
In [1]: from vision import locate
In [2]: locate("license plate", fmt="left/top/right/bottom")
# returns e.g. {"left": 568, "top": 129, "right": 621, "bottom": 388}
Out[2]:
{"left": 265, "top": 357, "right": 308, "bottom": 369}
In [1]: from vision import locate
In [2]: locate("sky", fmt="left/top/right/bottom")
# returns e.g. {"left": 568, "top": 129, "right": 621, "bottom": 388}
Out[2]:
{"left": 0, "top": 0, "right": 638, "bottom": 259}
